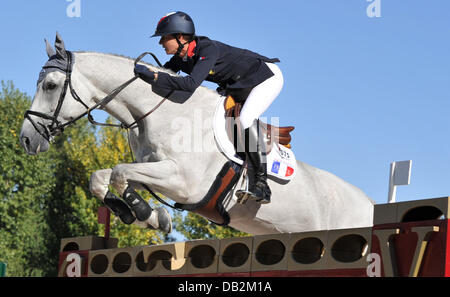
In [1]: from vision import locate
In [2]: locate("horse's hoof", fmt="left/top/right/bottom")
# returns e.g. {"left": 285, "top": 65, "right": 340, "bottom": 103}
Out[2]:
{"left": 103, "top": 192, "right": 136, "bottom": 225}
{"left": 122, "top": 187, "right": 152, "bottom": 221}
{"left": 156, "top": 207, "right": 172, "bottom": 234}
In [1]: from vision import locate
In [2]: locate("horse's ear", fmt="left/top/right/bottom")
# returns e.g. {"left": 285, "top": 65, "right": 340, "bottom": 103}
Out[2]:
{"left": 45, "top": 38, "right": 56, "bottom": 58}
{"left": 54, "top": 31, "right": 67, "bottom": 59}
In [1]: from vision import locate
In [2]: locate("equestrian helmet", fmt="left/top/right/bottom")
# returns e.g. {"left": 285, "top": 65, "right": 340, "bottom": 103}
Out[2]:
{"left": 151, "top": 11, "right": 195, "bottom": 37}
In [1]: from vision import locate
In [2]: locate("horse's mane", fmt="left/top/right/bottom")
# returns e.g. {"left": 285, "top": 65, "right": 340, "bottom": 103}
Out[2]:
{"left": 75, "top": 51, "right": 175, "bottom": 75}
{"left": 74, "top": 51, "right": 220, "bottom": 97}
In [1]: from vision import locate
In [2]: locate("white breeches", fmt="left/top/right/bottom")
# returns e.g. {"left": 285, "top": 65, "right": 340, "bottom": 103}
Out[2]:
{"left": 239, "top": 62, "right": 284, "bottom": 129}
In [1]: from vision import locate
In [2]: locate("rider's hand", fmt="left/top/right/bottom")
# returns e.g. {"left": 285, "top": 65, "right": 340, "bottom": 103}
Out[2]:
{"left": 134, "top": 64, "right": 156, "bottom": 84}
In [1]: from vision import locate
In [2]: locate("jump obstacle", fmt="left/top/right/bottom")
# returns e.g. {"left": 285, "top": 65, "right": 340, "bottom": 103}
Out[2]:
{"left": 58, "top": 196, "right": 450, "bottom": 277}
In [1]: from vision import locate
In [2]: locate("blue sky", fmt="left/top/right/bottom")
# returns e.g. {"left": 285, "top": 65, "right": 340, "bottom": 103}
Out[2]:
{"left": 0, "top": 0, "right": 449, "bottom": 206}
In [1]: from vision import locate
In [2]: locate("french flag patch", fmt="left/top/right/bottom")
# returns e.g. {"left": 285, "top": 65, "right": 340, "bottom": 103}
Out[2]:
{"left": 271, "top": 162, "right": 280, "bottom": 174}
{"left": 285, "top": 166, "right": 294, "bottom": 177}
{"left": 199, "top": 56, "right": 206, "bottom": 61}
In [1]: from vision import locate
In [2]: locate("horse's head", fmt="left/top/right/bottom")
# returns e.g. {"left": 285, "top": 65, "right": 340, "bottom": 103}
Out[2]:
{"left": 20, "top": 32, "right": 88, "bottom": 155}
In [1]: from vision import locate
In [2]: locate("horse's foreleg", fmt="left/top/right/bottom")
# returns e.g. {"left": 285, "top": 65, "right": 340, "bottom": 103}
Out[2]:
{"left": 89, "top": 168, "right": 113, "bottom": 201}
{"left": 89, "top": 168, "right": 137, "bottom": 225}
{"left": 110, "top": 160, "right": 181, "bottom": 197}
{"left": 108, "top": 160, "right": 180, "bottom": 233}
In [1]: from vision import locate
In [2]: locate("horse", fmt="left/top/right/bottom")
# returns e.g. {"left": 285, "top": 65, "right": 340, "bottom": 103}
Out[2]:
{"left": 20, "top": 33, "right": 374, "bottom": 235}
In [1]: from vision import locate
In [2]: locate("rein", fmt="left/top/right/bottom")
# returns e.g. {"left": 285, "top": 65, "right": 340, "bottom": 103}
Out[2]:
{"left": 25, "top": 50, "right": 242, "bottom": 217}
{"left": 25, "top": 50, "right": 179, "bottom": 210}
{"left": 24, "top": 51, "right": 167, "bottom": 142}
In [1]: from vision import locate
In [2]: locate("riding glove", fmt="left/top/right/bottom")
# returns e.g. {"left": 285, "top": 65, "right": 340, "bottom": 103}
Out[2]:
{"left": 134, "top": 64, "right": 156, "bottom": 84}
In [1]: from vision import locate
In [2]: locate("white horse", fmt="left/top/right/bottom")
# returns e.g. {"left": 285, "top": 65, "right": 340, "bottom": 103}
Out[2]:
{"left": 20, "top": 34, "right": 374, "bottom": 235}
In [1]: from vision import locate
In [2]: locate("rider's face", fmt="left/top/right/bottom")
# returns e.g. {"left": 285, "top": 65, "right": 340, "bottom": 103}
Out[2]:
{"left": 159, "top": 34, "right": 188, "bottom": 57}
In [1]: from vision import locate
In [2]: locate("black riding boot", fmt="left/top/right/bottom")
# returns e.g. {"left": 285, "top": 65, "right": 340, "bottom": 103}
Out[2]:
{"left": 244, "top": 120, "right": 271, "bottom": 204}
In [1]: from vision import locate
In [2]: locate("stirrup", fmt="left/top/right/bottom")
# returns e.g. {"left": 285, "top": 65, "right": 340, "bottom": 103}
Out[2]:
{"left": 235, "top": 169, "right": 268, "bottom": 204}
{"left": 236, "top": 189, "right": 265, "bottom": 204}
{"left": 236, "top": 171, "right": 251, "bottom": 204}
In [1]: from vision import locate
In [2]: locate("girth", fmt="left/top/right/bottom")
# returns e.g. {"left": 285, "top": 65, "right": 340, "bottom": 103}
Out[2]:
{"left": 174, "top": 161, "right": 242, "bottom": 226}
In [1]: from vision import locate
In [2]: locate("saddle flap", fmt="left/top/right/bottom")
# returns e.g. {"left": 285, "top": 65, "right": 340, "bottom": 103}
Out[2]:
{"left": 215, "top": 95, "right": 297, "bottom": 181}
{"left": 261, "top": 123, "right": 295, "bottom": 146}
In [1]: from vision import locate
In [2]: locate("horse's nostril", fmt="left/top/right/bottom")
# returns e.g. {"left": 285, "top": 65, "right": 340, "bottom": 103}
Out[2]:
{"left": 21, "top": 136, "right": 31, "bottom": 150}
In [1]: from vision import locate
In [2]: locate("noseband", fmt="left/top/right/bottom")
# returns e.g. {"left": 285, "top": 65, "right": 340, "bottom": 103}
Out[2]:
{"left": 24, "top": 51, "right": 165, "bottom": 142}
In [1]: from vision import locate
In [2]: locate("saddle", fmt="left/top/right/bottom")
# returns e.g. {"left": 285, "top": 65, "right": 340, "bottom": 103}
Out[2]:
{"left": 224, "top": 95, "right": 295, "bottom": 153}
{"left": 175, "top": 96, "right": 297, "bottom": 227}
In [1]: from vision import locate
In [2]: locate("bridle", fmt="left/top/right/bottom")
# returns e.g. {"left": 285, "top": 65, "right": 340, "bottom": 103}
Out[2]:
{"left": 24, "top": 50, "right": 185, "bottom": 211}
{"left": 24, "top": 51, "right": 167, "bottom": 142}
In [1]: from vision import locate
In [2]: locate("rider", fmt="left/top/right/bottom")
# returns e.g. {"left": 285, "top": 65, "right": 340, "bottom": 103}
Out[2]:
{"left": 134, "top": 11, "right": 284, "bottom": 204}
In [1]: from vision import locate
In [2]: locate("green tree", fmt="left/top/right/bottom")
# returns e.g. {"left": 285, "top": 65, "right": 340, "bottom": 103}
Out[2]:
{"left": 60, "top": 117, "right": 168, "bottom": 248}
{"left": 0, "top": 82, "right": 167, "bottom": 276}
{"left": 0, "top": 81, "right": 58, "bottom": 276}
{"left": 174, "top": 212, "right": 250, "bottom": 240}
{"left": 0, "top": 81, "right": 247, "bottom": 276}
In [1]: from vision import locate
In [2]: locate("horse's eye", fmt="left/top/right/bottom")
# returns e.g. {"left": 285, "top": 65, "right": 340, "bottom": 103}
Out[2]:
{"left": 46, "top": 82, "right": 57, "bottom": 90}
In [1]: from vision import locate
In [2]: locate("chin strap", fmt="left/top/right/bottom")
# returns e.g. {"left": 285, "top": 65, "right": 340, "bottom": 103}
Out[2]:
{"left": 174, "top": 34, "right": 192, "bottom": 57}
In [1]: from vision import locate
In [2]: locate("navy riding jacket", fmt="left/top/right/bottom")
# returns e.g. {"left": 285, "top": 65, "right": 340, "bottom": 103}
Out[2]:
{"left": 154, "top": 36, "right": 280, "bottom": 98}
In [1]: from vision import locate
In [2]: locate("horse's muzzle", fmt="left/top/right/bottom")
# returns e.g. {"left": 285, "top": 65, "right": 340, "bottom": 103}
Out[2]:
{"left": 19, "top": 121, "right": 50, "bottom": 155}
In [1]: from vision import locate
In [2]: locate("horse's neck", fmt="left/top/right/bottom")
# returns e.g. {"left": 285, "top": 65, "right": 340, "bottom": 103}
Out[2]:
{"left": 75, "top": 52, "right": 217, "bottom": 124}
{"left": 73, "top": 52, "right": 239, "bottom": 204}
